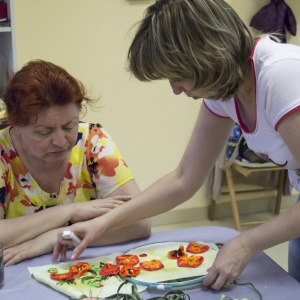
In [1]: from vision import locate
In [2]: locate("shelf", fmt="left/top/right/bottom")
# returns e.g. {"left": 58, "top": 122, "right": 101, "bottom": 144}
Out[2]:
{"left": 0, "top": 1, "right": 16, "bottom": 71}
{"left": 0, "top": 27, "right": 11, "bottom": 32}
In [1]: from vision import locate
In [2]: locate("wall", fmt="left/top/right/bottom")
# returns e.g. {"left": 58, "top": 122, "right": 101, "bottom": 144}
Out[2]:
{"left": 12, "top": 0, "right": 300, "bottom": 225}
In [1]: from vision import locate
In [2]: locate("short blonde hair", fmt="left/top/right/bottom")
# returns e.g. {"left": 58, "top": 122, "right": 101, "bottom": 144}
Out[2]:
{"left": 127, "top": 0, "right": 255, "bottom": 100}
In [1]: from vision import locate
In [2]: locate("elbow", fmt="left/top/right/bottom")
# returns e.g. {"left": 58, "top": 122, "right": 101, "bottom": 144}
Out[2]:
{"left": 136, "top": 218, "right": 152, "bottom": 239}
{"left": 183, "top": 185, "right": 199, "bottom": 200}
{"left": 143, "top": 218, "right": 152, "bottom": 238}
{"left": 176, "top": 168, "right": 201, "bottom": 201}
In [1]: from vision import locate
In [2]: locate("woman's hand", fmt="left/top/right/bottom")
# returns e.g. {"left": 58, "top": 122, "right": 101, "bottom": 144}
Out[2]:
{"left": 70, "top": 195, "right": 131, "bottom": 223}
{"left": 203, "top": 236, "right": 254, "bottom": 290}
{"left": 53, "top": 195, "right": 135, "bottom": 262}
{"left": 53, "top": 218, "right": 105, "bottom": 261}
{"left": 4, "top": 230, "right": 61, "bottom": 266}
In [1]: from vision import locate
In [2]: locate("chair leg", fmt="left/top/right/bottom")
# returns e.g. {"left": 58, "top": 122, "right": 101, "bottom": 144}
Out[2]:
{"left": 275, "top": 169, "right": 285, "bottom": 215}
{"left": 225, "top": 168, "right": 241, "bottom": 231}
{"left": 209, "top": 198, "right": 216, "bottom": 221}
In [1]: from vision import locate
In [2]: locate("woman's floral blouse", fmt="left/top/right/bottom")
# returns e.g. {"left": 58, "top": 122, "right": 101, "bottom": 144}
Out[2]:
{"left": 0, "top": 122, "right": 134, "bottom": 219}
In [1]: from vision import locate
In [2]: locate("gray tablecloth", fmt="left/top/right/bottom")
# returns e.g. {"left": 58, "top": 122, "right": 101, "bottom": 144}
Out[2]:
{"left": 1, "top": 226, "right": 299, "bottom": 299}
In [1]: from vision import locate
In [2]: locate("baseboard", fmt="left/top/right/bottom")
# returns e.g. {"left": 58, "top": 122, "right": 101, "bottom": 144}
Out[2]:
{"left": 151, "top": 194, "right": 297, "bottom": 227}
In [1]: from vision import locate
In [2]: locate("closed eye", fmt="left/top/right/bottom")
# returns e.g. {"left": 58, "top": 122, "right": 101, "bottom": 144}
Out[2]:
{"left": 37, "top": 130, "right": 51, "bottom": 136}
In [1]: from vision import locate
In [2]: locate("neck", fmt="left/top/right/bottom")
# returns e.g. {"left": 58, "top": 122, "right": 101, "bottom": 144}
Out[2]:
{"left": 236, "top": 67, "right": 254, "bottom": 102}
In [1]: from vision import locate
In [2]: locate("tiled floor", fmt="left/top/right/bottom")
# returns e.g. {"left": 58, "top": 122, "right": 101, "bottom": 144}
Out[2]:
{"left": 152, "top": 212, "right": 288, "bottom": 272}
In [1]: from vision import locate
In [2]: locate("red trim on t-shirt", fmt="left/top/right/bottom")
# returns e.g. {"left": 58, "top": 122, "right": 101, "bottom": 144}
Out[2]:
{"left": 275, "top": 105, "right": 300, "bottom": 131}
{"left": 249, "top": 38, "right": 261, "bottom": 60}
{"left": 234, "top": 38, "right": 262, "bottom": 134}
{"left": 233, "top": 100, "right": 247, "bottom": 131}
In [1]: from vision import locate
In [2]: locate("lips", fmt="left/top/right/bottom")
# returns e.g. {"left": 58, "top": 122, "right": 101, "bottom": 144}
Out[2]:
{"left": 48, "top": 149, "right": 68, "bottom": 155}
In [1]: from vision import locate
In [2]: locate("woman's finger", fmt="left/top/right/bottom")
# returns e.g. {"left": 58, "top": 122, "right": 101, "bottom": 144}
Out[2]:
{"left": 111, "top": 195, "right": 131, "bottom": 201}
{"left": 71, "top": 238, "right": 89, "bottom": 261}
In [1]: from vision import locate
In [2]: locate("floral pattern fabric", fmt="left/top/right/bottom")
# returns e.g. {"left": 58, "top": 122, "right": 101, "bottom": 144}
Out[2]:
{"left": 0, "top": 122, "right": 134, "bottom": 219}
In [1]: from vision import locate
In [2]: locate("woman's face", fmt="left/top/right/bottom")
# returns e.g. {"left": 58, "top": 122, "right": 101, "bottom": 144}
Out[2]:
{"left": 14, "top": 103, "right": 80, "bottom": 164}
{"left": 169, "top": 79, "right": 207, "bottom": 100}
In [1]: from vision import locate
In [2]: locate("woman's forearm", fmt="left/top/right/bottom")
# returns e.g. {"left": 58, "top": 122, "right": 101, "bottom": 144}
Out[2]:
{"left": 0, "top": 204, "right": 73, "bottom": 247}
{"left": 239, "top": 201, "right": 300, "bottom": 255}
{"left": 93, "top": 169, "right": 201, "bottom": 236}
{"left": 91, "top": 219, "right": 151, "bottom": 246}
{"left": 1, "top": 194, "right": 137, "bottom": 248}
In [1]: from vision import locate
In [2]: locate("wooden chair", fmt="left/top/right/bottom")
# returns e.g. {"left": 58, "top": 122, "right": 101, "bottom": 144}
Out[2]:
{"left": 209, "top": 161, "right": 286, "bottom": 231}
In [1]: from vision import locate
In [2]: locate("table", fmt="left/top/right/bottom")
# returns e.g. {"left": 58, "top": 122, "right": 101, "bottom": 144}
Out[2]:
{"left": 1, "top": 226, "right": 300, "bottom": 299}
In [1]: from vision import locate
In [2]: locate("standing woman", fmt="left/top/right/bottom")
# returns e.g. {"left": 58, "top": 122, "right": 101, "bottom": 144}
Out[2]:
{"left": 54, "top": 0, "right": 300, "bottom": 290}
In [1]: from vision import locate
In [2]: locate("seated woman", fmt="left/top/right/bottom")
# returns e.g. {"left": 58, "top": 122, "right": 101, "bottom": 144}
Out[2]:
{"left": 1, "top": 59, "right": 151, "bottom": 265}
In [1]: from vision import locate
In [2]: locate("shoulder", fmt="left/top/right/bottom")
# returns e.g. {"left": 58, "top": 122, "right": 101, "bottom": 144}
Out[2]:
{"left": 204, "top": 98, "right": 235, "bottom": 119}
{"left": 0, "top": 126, "right": 15, "bottom": 156}
{"left": 77, "top": 122, "right": 111, "bottom": 142}
{"left": 81, "top": 122, "right": 119, "bottom": 156}
{"left": 79, "top": 122, "right": 114, "bottom": 142}
{"left": 252, "top": 36, "right": 300, "bottom": 70}
{"left": 0, "top": 127, "right": 15, "bottom": 177}
{"left": 0, "top": 126, "right": 12, "bottom": 143}
{"left": 252, "top": 39, "right": 300, "bottom": 128}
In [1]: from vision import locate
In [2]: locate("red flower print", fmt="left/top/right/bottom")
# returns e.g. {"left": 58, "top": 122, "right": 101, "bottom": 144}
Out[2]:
{"left": 20, "top": 199, "right": 32, "bottom": 207}
{"left": 65, "top": 163, "right": 73, "bottom": 180}
{"left": 98, "top": 156, "right": 119, "bottom": 177}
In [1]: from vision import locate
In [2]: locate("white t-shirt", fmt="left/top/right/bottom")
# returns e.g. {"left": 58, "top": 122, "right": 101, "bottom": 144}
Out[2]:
{"left": 204, "top": 36, "right": 300, "bottom": 192}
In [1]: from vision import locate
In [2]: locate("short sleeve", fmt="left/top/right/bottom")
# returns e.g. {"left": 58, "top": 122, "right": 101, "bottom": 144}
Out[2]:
{"left": 85, "top": 123, "right": 134, "bottom": 198}
{"left": 0, "top": 143, "right": 13, "bottom": 219}
{"left": 0, "top": 153, "right": 8, "bottom": 217}
{"left": 203, "top": 98, "right": 235, "bottom": 121}
{"left": 259, "top": 57, "right": 300, "bottom": 129}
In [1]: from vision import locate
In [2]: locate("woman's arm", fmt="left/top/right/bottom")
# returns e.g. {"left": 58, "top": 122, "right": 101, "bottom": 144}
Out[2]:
{"left": 97, "top": 105, "right": 234, "bottom": 226}
{"left": 203, "top": 200, "right": 300, "bottom": 290}
{"left": 0, "top": 195, "right": 131, "bottom": 248}
{"left": 4, "top": 227, "right": 68, "bottom": 266}
{"left": 203, "top": 109, "right": 300, "bottom": 289}
{"left": 0, "top": 204, "right": 73, "bottom": 248}
{"left": 89, "top": 179, "right": 151, "bottom": 246}
{"left": 3, "top": 182, "right": 143, "bottom": 265}
{"left": 53, "top": 104, "right": 235, "bottom": 260}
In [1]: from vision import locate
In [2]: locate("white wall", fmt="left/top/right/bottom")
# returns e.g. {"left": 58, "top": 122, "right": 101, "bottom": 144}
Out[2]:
{"left": 12, "top": 0, "right": 300, "bottom": 224}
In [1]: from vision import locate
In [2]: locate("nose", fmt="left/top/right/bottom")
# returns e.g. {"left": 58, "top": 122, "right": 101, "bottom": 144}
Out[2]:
{"left": 52, "top": 129, "right": 67, "bottom": 147}
{"left": 169, "top": 80, "right": 184, "bottom": 95}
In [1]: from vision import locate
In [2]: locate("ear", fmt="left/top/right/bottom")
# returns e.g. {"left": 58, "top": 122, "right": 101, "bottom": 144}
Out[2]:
{"left": 12, "top": 125, "right": 21, "bottom": 135}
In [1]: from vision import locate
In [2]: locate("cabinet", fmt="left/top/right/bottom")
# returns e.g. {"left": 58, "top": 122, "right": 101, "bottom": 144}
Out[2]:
{"left": 0, "top": 0, "right": 16, "bottom": 101}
